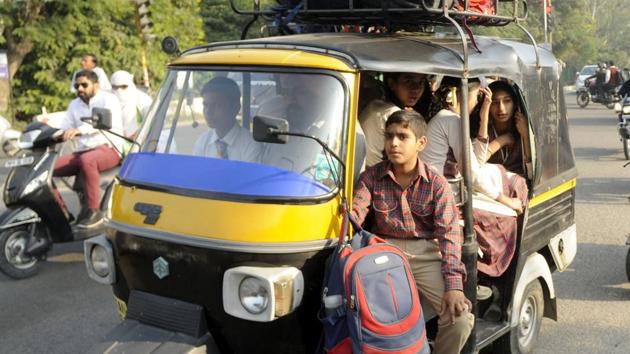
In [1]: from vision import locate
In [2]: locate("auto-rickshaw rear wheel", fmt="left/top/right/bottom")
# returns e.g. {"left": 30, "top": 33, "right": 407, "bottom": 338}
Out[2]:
{"left": 494, "top": 280, "right": 543, "bottom": 354}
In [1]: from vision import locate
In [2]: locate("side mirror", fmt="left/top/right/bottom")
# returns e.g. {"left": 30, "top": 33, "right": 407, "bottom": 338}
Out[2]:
{"left": 253, "top": 115, "right": 289, "bottom": 144}
{"left": 81, "top": 107, "right": 112, "bottom": 130}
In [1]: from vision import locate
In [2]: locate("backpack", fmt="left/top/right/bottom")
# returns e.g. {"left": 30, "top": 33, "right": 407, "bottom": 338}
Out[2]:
{"left": 319, "top": 213, "right": 430, "bottom": 354}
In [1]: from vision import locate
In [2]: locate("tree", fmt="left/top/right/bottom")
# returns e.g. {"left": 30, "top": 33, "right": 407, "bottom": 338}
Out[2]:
{"left": 0, "top": 0, "right": 204, "bottom": 116}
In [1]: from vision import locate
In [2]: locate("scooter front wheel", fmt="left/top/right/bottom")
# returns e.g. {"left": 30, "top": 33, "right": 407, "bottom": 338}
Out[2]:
{"left": 0, "top": 226, "right": 40, "bottom": 279}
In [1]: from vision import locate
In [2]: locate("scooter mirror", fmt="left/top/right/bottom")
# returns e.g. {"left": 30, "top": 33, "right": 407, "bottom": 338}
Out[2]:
{"left": 81, "top": 107, "right": 112, "bottom": 130}
{"left": 253, "top": 115, "right": 289, "bottom": 144}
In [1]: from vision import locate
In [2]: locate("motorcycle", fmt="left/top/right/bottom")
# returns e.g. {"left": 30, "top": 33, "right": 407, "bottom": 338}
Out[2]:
{"left": 615, "top": 95, "right": 630, "bottom": 160}
{"left": 0, "top": 109, "right": 120, "bottom": 279}
{"left": 577, "top": 77, "right": 620, "bottom": 109}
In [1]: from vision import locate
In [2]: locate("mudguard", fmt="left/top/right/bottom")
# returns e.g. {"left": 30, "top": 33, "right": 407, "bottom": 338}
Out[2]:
{"left": 0, "top": 207, "right": 40, "bottom": 231}
{"left": 510, "top": 252, "right": 556, "bottom": 327}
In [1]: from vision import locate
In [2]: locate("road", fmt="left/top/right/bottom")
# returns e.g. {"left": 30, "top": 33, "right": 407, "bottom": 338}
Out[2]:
{"left": 1, "top": 92, "right": 630, "bottom": 353}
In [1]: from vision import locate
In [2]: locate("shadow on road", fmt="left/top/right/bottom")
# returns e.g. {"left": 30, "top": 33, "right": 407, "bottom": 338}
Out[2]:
{"left": 554, "top": 242, "right": 630, "bottom": 302}
{"left": 576, "top": 177, "right": 630, "bottom": 204}
{"left": 0, "top": 240, "right": 84, "bottom": 283}
{"left": 573, "top": 147, "right": 624, "bottom": 162}
{"left": 568, "top": 116, "right": 618, "bottom": 126}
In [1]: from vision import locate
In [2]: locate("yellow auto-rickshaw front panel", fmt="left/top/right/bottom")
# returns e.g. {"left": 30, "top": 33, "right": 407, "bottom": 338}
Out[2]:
{"left": 109, "top": 184, "right": 342, "bottom": 243}
{"left": 172, "top": 49, "right": 355, "bottom": 73}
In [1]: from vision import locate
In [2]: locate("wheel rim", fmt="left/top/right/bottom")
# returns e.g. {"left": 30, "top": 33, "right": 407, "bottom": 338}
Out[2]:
{"left": 517, "top": 294, "right": 538, "bottom": 349}
{"left": 3, "top": 230, "right": 37, "bottom": 270}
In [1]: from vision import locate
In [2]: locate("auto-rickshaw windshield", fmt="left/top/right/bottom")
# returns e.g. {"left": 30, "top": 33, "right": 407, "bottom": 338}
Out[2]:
{"left": 136, "top": 68, "right": 346, "bottom": 199}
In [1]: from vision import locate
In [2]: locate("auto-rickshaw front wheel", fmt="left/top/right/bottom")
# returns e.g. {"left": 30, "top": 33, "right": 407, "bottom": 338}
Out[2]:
{"left": 494, "top": 280, "right": 543, "bottom": 354}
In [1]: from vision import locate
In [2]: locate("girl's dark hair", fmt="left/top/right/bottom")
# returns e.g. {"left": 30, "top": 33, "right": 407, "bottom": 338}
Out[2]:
{"left": 384, "top": 72, "right": 432, "bottom": 118}
{"left": 385, "top": 109, "right": 427, "bottom": 139}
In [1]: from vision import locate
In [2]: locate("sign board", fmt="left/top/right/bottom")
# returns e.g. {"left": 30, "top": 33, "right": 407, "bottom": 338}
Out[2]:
{"left": 0, "top": 50, "right": 10, "bottom": 112}
{"left": 0, "top": 51, "right": 8, "bottom": 79}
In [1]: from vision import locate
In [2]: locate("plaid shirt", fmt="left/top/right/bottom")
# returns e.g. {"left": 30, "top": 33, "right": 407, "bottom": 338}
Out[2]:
{"left": 351, "top": 158, "right": 466, "bottom": 291}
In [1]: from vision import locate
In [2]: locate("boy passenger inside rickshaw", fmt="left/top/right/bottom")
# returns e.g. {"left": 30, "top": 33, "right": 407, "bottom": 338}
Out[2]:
{"left": 359, "top": 72, "right": 432, "bottom": 167}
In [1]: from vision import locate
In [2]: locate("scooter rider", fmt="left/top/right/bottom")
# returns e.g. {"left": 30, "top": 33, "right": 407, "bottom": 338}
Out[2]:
{"left": 54, "top": 69, "right": 124, "bottom": 228}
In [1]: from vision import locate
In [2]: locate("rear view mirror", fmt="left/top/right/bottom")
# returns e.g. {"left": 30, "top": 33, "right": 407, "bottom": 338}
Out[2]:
{"left": 253, "top": 115, "right": 289, "bottom": 144}
{"left": 81, "top": 107, "right": 112, "bottom": 130}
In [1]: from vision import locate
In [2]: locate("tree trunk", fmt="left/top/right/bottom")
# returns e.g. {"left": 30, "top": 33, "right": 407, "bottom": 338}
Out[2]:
{"left": 3, "top": 26, "right": 34, "bottom": 82}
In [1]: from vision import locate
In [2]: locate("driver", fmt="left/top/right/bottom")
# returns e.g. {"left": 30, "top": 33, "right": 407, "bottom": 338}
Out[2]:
{"left": 258, "top": 74, "right": 339, "bottom": 177}
{"left": 54, "top": 69, "right": 124, "bottom": 228}
{"left": 192, "top": 77, "right": 262, "bottom": 162}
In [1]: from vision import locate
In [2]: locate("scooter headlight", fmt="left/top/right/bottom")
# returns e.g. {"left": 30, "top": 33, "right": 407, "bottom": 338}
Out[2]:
{"left": 239, "top": 276, "right": 269, "bottom": 314}
{"left": 90, "top": 245, "right": 110, "bottom": 277}
{"left": 22, "top": 171, "right": 49, "bottom": 197}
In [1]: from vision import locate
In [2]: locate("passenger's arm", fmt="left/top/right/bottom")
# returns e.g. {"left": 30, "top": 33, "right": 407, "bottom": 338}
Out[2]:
{"left": 351, "top": 170, "right": 374, "bottom": 227}
{"left": 431, "top": 176, "right": 466, "bottom": 292}
{"left": 514, "top": 111, "right": 533, "bottom": 179}
{"left": 486, "top": 133, "right": 515, "bottom": 160}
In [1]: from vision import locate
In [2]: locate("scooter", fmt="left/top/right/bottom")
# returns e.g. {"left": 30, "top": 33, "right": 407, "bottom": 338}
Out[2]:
{"left": 0, "top": 112, "right": 119, "bottom": 279}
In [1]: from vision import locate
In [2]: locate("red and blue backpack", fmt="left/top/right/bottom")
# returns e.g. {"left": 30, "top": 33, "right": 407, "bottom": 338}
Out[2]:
{"left": 319, "top": 213, "right": 430, "bottom": 354}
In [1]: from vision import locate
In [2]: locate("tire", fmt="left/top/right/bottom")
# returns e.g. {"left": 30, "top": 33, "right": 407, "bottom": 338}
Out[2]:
{"left": 0, "top": 226, "right": 41, "bottom": 279}
{"left": 494, "top": 280, "right": 544, "bottom": 354}
{"left": 576, "top": 91, "right": 589, "bottom": 108}
{"left": 624, "top": 138, "right": 630, "bottom": 160}
{"left": 626, "top": 248, "right": 630, "bottom": 282}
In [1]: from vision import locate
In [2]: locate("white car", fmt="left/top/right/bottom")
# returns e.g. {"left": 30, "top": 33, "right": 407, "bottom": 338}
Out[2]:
{"left": 575, "top": 64, "right": 597, "bottom": 91}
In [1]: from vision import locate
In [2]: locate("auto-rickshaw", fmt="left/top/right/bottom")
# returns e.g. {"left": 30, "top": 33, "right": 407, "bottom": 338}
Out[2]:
{"left": 84, "top": 2, "right": 577, "bottom": 353}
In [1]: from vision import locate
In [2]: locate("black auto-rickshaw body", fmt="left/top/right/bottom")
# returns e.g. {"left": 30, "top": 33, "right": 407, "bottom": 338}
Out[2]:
{"left": 84, "top": 4, "right": 577, "bottom": 354}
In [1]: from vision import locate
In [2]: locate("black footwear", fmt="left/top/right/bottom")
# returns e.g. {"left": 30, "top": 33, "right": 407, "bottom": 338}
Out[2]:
{"left": 75, "top": 209, "right": 103, "bottom": 229}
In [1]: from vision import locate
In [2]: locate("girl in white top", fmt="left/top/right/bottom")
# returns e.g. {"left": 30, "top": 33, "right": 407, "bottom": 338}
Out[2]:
{"left": 421, "top": 77, "right": 523, "bottom": 214}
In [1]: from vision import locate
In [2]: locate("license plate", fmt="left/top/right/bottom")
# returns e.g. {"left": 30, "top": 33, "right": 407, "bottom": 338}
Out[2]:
{"left": 4, "top": 156, "right": 34, "bottom": 168}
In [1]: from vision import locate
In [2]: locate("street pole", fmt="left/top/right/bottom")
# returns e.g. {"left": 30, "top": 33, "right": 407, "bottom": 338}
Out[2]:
{"left": 134, "top": 3, "right": 151, "bottom": 90}
{"left": 543, "top": 0, "right": 548, "bottom": 45}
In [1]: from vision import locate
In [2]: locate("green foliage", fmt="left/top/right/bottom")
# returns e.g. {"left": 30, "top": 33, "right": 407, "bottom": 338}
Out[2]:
{"left": 1, "top": 0, "right": 204, "bottom": 115}
{"left": 200, "top": 0, "right": 275, "bottom": 42}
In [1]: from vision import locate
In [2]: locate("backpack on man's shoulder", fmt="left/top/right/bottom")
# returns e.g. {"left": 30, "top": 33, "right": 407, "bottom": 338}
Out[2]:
{"left": 318, "top": 213, "right": 430, "bottom": 354}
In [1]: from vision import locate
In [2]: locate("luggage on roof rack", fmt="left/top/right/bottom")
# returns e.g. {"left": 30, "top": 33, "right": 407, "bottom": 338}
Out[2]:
{"left": 231, "top": 0, "right": 527, "bottom": 28}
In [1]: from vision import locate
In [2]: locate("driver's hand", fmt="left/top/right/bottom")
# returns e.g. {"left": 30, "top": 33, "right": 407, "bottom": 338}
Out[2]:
{"left": 63, "top": 128, "right": 80, "bottom": 141}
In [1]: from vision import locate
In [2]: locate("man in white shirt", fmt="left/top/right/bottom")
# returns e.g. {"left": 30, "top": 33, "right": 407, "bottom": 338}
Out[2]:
{"left": 192, "top": 77, "right": 261, "bottom": 162}
{"left": 70, "top": 54, "right": 111, "bottom": 93}
{"left": 55, "top": 70, "right": 124, "bottom": 228}
{"left": 110, "top": 70, "right": 152, "bottom": 138}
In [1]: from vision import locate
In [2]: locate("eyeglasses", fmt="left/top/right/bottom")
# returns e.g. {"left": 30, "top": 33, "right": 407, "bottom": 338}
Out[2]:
{"left": 74, "top": 82, "right": 89, "bottom": 89}
{"left": 112, "top": 85, "right": 128, "bottom": 90}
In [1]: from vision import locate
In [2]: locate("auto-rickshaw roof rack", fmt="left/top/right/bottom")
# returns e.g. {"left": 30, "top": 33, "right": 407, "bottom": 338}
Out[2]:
{"left": 229, "top": 0, "right": 528, "bottom": 29}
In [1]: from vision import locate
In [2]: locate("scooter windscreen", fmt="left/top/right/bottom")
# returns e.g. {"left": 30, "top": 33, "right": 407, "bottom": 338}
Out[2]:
{"left": 19, "top": 122, "right": 63, "bottom": 150}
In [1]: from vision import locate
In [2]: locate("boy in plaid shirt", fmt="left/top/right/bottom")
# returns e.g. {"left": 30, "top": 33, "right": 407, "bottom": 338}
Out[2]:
{"left": 352, "top": 110, "right": 474, "bottom": 354}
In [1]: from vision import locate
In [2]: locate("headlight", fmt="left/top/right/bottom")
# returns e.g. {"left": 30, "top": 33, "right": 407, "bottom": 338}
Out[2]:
{"left": 239, "top": 277, "right": 269, "bottom": 314}
{"left": 22, "top": 170, "right": 49, "bottom": 197}
{"left": 623, "top": 105, "right": 630, "bottom": 115}
{"left": 223, "top": 266, "right": 304, "bottom": 322}
{"left": 90, "top": 245, "right": 110, "bottom": 277}
{"left": 83, "top": 235, "right": 116, "bottom": 284}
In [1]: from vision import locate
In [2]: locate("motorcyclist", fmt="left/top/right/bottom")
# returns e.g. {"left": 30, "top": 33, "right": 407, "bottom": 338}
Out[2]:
{"left": 54, "top": 69, "right": 124, "bottom": 228}
{"left": 604, "top": 60, "right": 621, "bottom": 96}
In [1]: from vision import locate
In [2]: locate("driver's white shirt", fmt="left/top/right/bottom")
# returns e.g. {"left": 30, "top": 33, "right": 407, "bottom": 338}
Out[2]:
{"left": 62, "top": 90, "right": 124, "bottom": 153}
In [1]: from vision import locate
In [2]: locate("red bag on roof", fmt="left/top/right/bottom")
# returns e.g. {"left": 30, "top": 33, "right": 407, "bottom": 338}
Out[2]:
{"left": 455, "top": 0, "right": 497, "bottom": 16}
